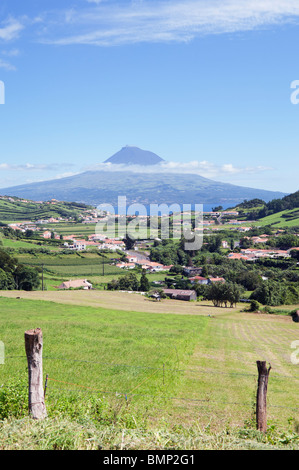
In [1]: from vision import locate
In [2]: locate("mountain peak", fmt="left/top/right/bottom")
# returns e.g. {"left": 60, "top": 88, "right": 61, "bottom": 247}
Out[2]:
{"left": 104, "top": 146, "right": 165, "bottom": 166}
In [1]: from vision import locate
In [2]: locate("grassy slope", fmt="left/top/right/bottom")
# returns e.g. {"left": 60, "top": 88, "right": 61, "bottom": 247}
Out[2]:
{"left": 0, "top": 199, "right": 92, "bottom": 222}
{"left": 0, "top": 294, "right": 298, "bottom": 451}
{"left": 252, "top": 209, "right": 299, "bottom": 228}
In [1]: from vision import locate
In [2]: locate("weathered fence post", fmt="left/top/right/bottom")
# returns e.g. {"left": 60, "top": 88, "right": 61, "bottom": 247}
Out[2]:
{"left": 24, "top": 328, "right": 47, "bottom": 419}
{"left": 256, "top": 361, "right": 271, "bottom": 433}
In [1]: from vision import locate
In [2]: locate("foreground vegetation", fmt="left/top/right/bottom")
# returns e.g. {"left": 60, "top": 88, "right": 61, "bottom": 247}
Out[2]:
{"left": 1, "top": 415, "right": 298, "bottom": 450}
{"left": 0, "top": 296, "right": 298, "bottom": 450}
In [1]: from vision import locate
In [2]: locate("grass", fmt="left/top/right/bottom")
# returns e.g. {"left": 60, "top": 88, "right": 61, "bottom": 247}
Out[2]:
{"left": 1, "top": 416, "right": 298, "bottom": 450}
{"left": 0, "top": 199, "right": 93, "bottom": 223}
{"left": 0, "top": 239, "right": 44, "bottom": 250}
{"left": 0, "top": 293, "right": 298, "bottom": 448}
{"left": 15, "top": 251, "right": 126, "bottom": 278}
{"left": 0, "top": 296, "right": 206, "bottom": 396}
{"left": 251, "top": 209, "right": 299, "bottom": 228}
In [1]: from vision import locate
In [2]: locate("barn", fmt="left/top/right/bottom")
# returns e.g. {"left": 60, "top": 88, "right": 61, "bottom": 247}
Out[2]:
{"left": 162, "top": 289, "right": 197, "bottom": 301}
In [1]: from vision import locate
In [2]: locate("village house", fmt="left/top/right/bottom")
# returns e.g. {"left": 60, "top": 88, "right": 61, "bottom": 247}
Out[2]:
{"left": 189, "top": 276, "right": 209, "bottom": 285}
{"left": 208, "top": 277, "right": 225, "bottom": 283}
{"left": 116, "top": 262, "right": 136, "bottom": 269}
{"left": 57, "top": 279, "right": 92, "bottom": 290}
{"left": 189, "top": 276, "right": 225, "bottom": 285}
{"left": 42, "top": 230, "right": 52, "bottom": 239}
{"left": 227, "top": 252, "right": 250, "bottom": 261}
{"left": 99, "top": 239, "right": 126, "bottom": 251}
{"left": 68, "top": 240, "right": 87, "bottom": 251}
{"left": 183, "top": 267, "right": 203, "bottom": 277}
{"left": 241, "top": 248, "right": 291, "bottom": 259}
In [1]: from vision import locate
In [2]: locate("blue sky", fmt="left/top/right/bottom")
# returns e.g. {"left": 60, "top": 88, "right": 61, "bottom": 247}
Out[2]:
{"left": 0, "top": 0, "right": 299, "bottom": 194}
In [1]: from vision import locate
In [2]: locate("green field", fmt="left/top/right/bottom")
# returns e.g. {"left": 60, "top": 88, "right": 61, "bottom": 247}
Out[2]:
{"left": 0, "top": 199, "right": 93, "bottom": 223}
{"left": 0, "top": 294, "right": 298, "bottom": 449}
{"left": 252, "top": 209, "right": 299, "bottom": 228}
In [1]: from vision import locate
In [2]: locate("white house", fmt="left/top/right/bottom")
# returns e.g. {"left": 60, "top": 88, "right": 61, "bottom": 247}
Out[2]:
{"left": 57, "top": 279, "right": 92, "bottom": 290}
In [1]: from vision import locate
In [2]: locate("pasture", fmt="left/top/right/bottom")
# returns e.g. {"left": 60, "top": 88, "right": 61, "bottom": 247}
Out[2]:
{"left": 0, "top": 291, "right": 298, "bottom": 435}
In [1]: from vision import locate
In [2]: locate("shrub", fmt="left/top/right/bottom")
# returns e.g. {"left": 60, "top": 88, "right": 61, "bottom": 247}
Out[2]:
{"left": 248, "top": 300, "right": 260, "bottom": 312}
{"left": 0, "top": 378, "right": 28, "bottom": 420}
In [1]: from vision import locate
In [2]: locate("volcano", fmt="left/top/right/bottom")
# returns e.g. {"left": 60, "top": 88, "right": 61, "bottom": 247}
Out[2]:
{"left": 0, "top": 146, "right": 287, "bottom": 207}
{"left": 104, "top": 145, "right": 164, "bottom": 166}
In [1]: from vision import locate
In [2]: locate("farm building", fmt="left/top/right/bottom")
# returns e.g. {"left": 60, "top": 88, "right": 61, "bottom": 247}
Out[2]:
{"left": 57, "top": 279, "right": 93, "bottom": 290}
{"left": 162, "top": 289, "right": 197, "bottom": 301}
{"left": 183, "top": 267, "right": 203, "bottom": 277}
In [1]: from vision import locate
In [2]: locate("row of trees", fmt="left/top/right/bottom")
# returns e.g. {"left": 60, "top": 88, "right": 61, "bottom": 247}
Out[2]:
{"left": 203, "top": 282, "right": 243, "bottom": 308}
{"left": 107, "top": 271, "right": 150, "bottom": 292}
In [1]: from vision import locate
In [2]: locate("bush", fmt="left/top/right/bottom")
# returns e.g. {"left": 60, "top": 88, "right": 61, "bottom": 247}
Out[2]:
{"left": 0, "top": 378, "right": 28, "bottom": 420}
{"left": 248, "top": 300, "right": 260, "bottom": 312}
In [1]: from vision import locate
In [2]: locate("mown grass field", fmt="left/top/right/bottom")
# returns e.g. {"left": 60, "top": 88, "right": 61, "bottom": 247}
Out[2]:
{"left": 0, "top": 292, "right": 298, "bottom": 440}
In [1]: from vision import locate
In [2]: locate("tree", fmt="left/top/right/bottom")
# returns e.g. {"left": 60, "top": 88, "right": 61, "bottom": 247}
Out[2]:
{"left": 205, "top": 281, "right": 242, "bottom": 308}
{"left": 238, "top": 271, "right": 263, "bottom": 291}
{"left": 208, "top": 235, "right": 222, "bottom": 253}
{"left": 0, "top": 268, "right": 15, "bottom": 290}
{"left": 250, "top": 280, "right": 289, "bottom": 306}
{"left": 123, "top": 235, "right": 135, "bottom": 250}
{"left": 107, "top": 272, "right": 139, "bottom": 291}
{"left": 14, "top": 265, "right": 40, "bottom": 291}
{"left": 25, "top": 229, "right": 34, "bottom": 238}
{"left": 0, "top": 249, "right": 17, "bottom": 273}
{"left": 139, "top": 270, "right": 150, "bottom": 292}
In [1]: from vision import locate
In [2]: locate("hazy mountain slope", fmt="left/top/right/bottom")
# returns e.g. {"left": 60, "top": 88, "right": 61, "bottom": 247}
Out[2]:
{"left": 0, "top": 169, "right": 286, "bottom": 207}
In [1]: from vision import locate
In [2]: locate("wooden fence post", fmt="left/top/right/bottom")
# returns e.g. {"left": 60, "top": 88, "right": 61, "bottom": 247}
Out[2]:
{"left": 256, "top": 360, "right": 271, "bottom": 433}
{"left": 24, "top": 328, "right": 47, "bottom": 420}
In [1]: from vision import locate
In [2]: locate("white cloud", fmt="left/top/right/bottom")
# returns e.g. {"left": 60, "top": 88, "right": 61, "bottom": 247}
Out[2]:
{"left": 85, "top": 0, "right": 106, "bottom": 4}
{"left": 39, "top": 0, "right": 299, "bottom": 46}
{"left": 1, "top": 48, "right": 20, "bottom": 57}
{"left": 54, "top": 171, "right": 80, "bottom": 179}
{"left": 0, "top": 17, "right": 24, "bottom": 42}
{"left": 0, "top": 163, "right": 74, "bottom": 171}
{"left": 0, "top": 59, "right": 16, "bottom": 71}
{"left": 83, "top": 159, "right": 273, "bottom": 179}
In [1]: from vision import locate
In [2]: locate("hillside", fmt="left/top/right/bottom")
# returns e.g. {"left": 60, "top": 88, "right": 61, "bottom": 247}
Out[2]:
{"left": 0, "top": 170, "right": 287, "bottom": 208}
{"left": 231, "top": 190, "right": 299, "bottom": 228}
{"left": 0, "top": 197, "right": 93, "bottom": 223}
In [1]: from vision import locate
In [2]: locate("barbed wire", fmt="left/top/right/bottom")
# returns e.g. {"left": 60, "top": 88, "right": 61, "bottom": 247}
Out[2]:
{"left": 5, "top": 355, "right": 299, "bottom": 380}
{"left": 3, "top": 355, "right": 298, "bottom": 412}
{"left": 45, "top": 377, "right": 299, "bottom": 412}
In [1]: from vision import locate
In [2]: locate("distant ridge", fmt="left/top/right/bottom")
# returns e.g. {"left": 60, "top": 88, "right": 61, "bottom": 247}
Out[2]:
{"left": 104, "top": 146, "right": 164, "bottom": 166}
